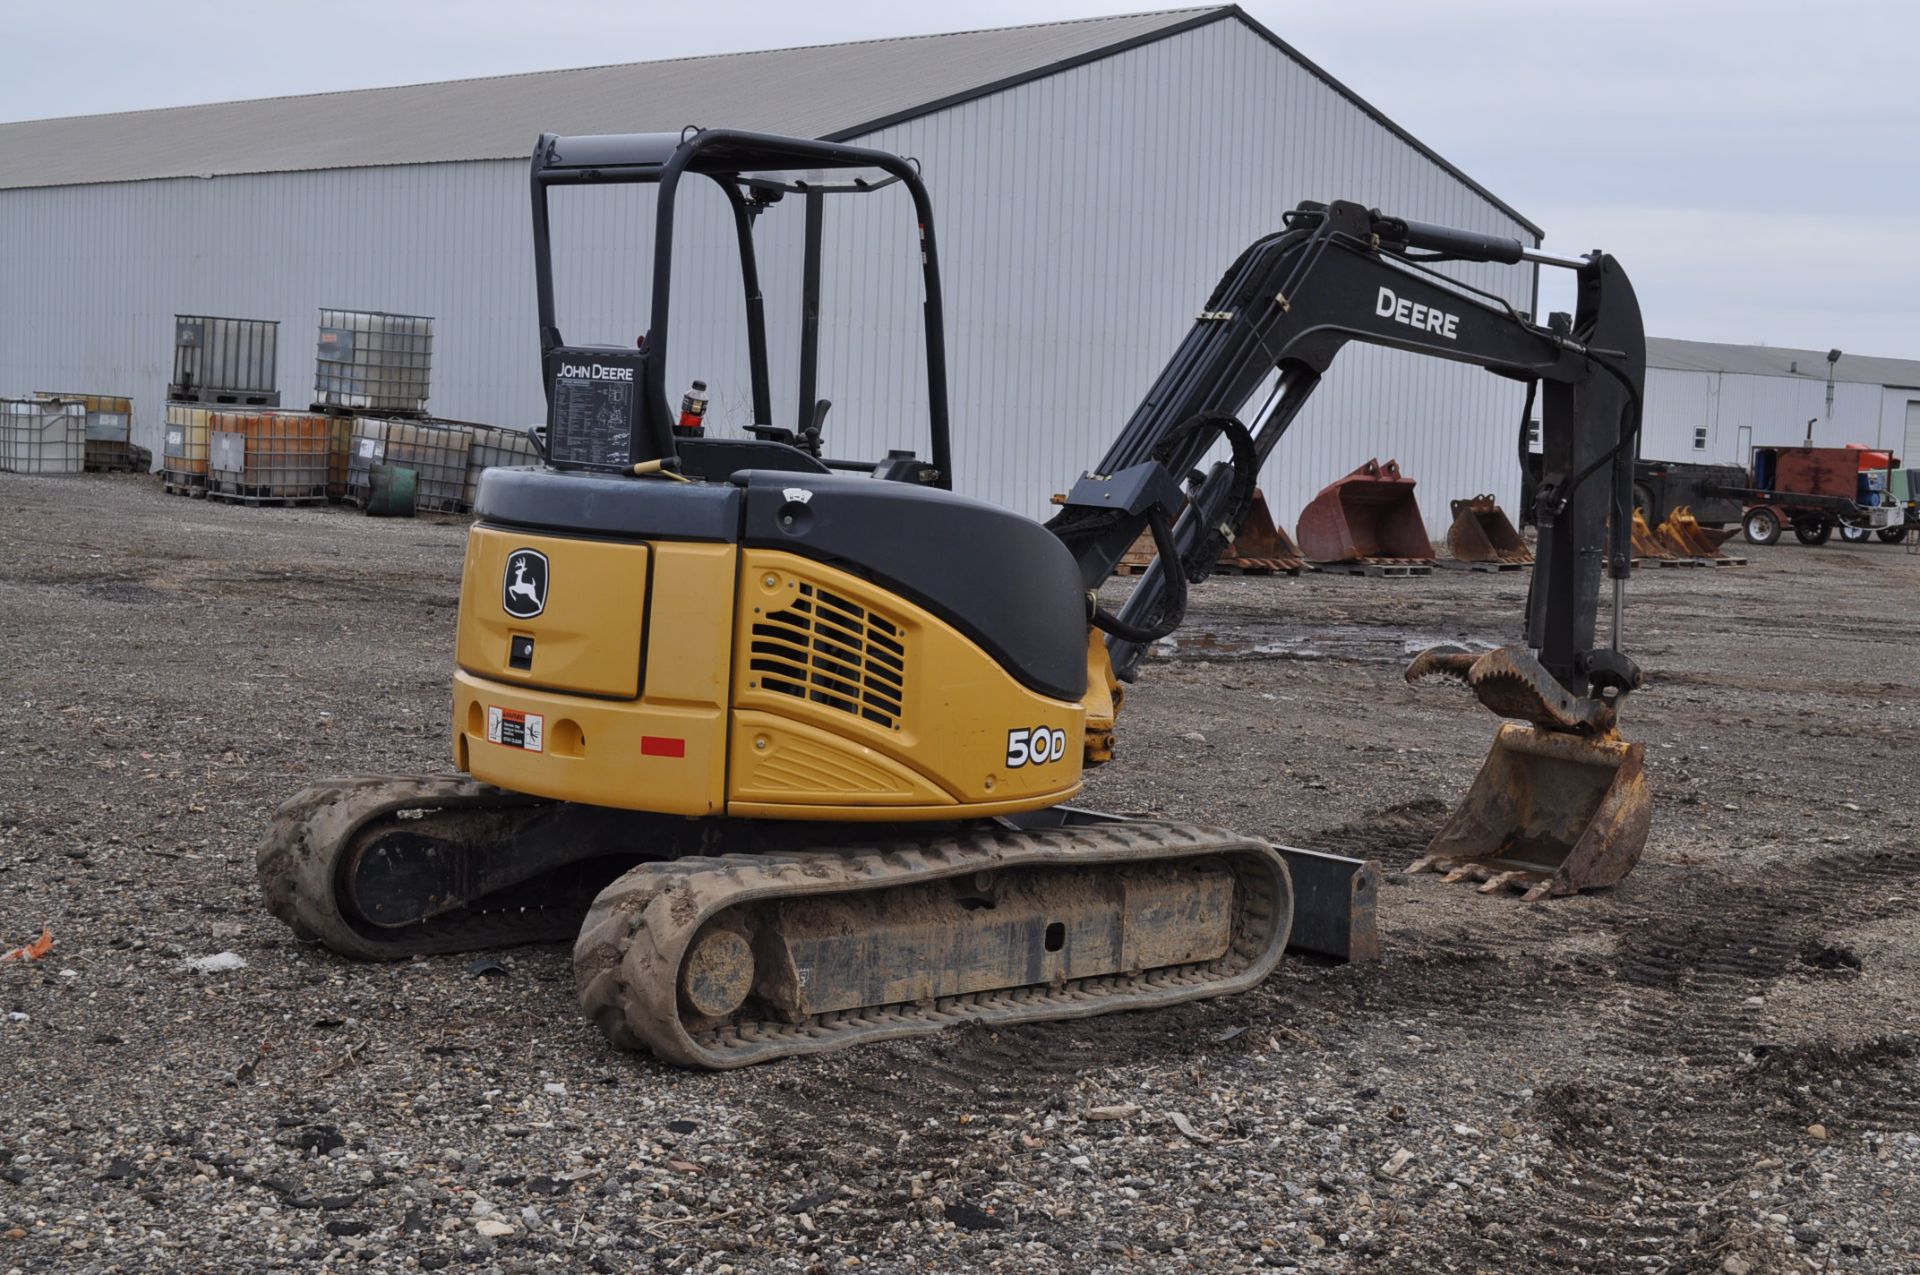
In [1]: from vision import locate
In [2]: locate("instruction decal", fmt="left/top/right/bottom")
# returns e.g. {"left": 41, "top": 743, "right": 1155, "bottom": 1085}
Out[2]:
{"left": 486, "top": 705, "right": 544, "bottom": 753}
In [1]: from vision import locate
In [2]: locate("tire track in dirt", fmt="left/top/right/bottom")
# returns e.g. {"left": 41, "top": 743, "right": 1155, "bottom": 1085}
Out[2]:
{"left": 1458, "top": 842, "right": 1920, "bottom": 1270}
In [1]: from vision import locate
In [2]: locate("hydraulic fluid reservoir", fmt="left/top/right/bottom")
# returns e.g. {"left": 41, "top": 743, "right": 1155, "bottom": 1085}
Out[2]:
{"left": 676, "top": 380, "right": 709, "bottom": 437}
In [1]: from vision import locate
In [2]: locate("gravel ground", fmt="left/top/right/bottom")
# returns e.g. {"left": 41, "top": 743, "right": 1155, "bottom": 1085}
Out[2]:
{"left": 2, "top": 472, "right": 1917, "bottom": 1275}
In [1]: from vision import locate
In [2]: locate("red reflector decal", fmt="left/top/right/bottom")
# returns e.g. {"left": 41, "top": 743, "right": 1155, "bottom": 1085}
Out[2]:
{"left": 640, "top": 736, "right": 686, "bottom": 758}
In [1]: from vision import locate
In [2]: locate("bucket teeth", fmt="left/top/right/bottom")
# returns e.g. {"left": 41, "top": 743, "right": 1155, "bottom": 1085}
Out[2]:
{"left": 1405, "top": 645, "right": 1614, "bottom": 734}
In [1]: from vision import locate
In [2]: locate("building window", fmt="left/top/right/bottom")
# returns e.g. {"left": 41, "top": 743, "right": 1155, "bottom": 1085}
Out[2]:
{"left": 1527, "top": 420, "right": 1541, "bottom": 449}
{"left": 1693, "top": 427, "right": 1708, "bottom": 450}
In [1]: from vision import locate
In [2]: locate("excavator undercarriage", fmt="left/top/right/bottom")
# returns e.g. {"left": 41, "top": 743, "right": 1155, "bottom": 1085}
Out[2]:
{"left": 259, "top": 127, "right": 1653, "bottom": 1067}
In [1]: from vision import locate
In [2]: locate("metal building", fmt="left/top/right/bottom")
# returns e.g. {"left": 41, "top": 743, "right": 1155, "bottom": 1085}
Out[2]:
{"left": 1643, "top": 338, "right": 1920, "bottom": 468}
{"left": 0, "top": 5, "right": 1543, "bottom": 529}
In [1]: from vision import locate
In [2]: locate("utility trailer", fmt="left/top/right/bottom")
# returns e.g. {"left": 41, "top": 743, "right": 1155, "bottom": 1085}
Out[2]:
{"left": 1632, "top": 459, "right": 1745, "bottom": 527}
{"left": 1719, "top": 445, "right": 1902, "bottom": 547}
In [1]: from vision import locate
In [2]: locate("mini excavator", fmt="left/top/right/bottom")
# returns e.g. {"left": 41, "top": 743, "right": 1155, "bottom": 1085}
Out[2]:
{"left": 260, "top": 129, "right": 1650, "bottom": 1067}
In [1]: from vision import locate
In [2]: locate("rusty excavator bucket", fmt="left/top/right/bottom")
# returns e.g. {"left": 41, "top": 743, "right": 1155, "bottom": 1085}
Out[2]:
{"left": 1404, "top": 646, "right": 1651, "bottom": 901}
{"left": 1222, "top": 489, "right": 1306, "bottom": 572}
{"left": 1656, "top": 505, "right": 1738, "bottom": 558}
{"left": 1117, "top": 488, "right": 1305, "bottom": 575}
{"left": 1295, "top": 459, "right": 1434, "bottom": 564}
{"left": 1629, "top": 507, "right": 1676, "bottom": 560}
{"left": 1445, "top": 495, "right": 1531, "bottom": 564}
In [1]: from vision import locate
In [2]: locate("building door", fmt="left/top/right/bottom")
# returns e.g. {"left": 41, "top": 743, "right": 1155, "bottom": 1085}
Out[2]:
{"left": 1905, "top": 400, "right": 1920, "bottom": 466}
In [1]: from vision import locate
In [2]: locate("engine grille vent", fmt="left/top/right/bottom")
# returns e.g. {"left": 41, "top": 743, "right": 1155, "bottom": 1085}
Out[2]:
{"left": 750, "top": 583, "right": 906, "bottom": 728}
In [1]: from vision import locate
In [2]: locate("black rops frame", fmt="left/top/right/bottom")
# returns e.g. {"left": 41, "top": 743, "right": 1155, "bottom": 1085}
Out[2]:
{"left": 528, "top": 128, "right": 953, "bottom": 486}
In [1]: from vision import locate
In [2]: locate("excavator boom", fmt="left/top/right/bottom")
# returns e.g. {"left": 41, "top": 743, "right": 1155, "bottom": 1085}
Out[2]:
{"left": 1047, "top": 199, "right": 1651, "bottom": 900}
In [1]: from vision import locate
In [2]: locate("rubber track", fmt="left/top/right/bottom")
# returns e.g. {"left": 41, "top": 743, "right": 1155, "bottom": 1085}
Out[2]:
{"left": 574, "top": 819, "right": 1293, "bottom": 1069}
{"left": 256, "top": 775, "right": 569, "bottom": 960}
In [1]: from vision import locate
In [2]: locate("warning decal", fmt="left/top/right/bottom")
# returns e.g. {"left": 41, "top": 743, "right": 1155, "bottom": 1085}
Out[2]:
{"left": 485, "top": 705, "right": 544, "bottom": 753}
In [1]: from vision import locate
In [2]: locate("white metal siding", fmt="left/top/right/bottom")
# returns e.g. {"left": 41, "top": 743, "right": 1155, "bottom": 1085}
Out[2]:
{"left": 1643, "top": 366, "right": 1903, "bottom": 467}
{"left": 842, "top": 17, "right": 1537, "bottom": 528}
{"left": 0, "top": 163, "right": 540, "bottom": 453}
{"left": 0, "top": 18, "right": 1535, "bottom": 535}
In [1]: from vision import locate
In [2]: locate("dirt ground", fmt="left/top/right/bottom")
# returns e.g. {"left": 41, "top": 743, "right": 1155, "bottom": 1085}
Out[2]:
{"left": 2, "top": 472, "right": 1916, "bottom": 1275}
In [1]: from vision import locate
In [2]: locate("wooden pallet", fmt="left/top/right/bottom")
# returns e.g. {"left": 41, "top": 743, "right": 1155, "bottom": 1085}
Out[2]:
{"left": 1436, "top": 559, "right": 1529, "bottom": 573}
{"left": 167, "top": 388, "right": 279, "bottom": 407}
{"left": 205, "top": 487, "right": 327, "bottom": 507}
{"left": 1213, "top": 559, "right": 1304, "bottom": 577}
{"left": 1309, "top": 560, "right": 1433, "bottom": 577}
{"left": 161, "top": 479, "right": 206, "bottom": 498}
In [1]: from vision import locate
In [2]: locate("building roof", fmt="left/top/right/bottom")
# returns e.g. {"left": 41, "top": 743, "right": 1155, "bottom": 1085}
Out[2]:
{"left": 1648, "top": 337, "right": 1920, "bottom": 391}
{"left": 0, "top": 6, "right": 1539, "bottom": 235}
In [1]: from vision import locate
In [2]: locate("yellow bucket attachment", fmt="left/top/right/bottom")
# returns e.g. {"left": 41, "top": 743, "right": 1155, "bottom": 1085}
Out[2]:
{"left": 1656, "top": 505, "right": 1737, "bottom": 558}
{"left": 1629, "top": 508, "right": 1675, "bottom": 559}
{"left": 1445, "top": 495, "right": 1532, "bottom": 564}
{"left": 1409, "top": 722, "right": 1650, "bottom": 901}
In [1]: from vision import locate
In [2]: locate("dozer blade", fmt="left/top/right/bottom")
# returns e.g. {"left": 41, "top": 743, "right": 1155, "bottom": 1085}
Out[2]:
{"left": 1656, "top": 505, "right": 1737, "bottom": 558}
{"left": 574, "top": 820, "right": 1293, "bottom": 1068}
{"left": 1445, "top": 494, "right": 1532, "bottom": 564}
{"left": 1295, "top": 459, "right": 1434, "bottom": 564}
{"left": 1223, "top": 488, "right": 1306, "bottom": 572}
{"left": 1630, "top": 507, "right": 1676, "bottom": 559}
{"left": 1407, "top": 722, "right": 1649, "bottom": 902}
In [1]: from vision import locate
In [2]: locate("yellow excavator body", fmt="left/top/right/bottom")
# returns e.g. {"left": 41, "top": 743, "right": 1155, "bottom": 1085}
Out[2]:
{"left": 453, "top": 529, "right": 1087, "bottom": 820}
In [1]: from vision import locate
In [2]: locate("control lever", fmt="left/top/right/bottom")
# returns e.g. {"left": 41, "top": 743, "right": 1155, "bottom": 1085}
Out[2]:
{"left": 801, "top": 398, "right": 831, "bottom": 457}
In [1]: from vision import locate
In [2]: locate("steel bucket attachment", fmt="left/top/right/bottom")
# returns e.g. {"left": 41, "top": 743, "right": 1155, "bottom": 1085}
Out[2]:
{"left": 1404, "top": 644, "right": 1650, "bottom": 901}
{"left": 1656, "top": 505, "right": 1737, "bottom": 558}
{"left": 1408, "top": 722, "right": 1649, "bottom": 901}
{"left": 1446, "top": 495, "right": 1531, "bottom": 564}
{"left": 1629, "top": 507, "right": 1676, "bottom": 559}
{"left": 1117, "top": 487, "right": 1305, "bottom": 575}
{"left": 1223, "top": 488, "right": 1305, "bottom": 572}
{"left": 1295, "top": 459, "right": 1434, "bottom": 564}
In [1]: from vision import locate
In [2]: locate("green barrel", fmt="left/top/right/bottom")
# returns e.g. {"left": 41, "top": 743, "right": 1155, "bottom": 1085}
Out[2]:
{"left": 366, "top": 462, "right": 418, "bottom": 517}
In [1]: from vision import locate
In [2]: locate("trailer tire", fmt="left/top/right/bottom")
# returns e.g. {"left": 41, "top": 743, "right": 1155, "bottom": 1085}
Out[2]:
{"left": 1742, "top": 508, "right": 1781, "bottom": 546}
{"left": 1877, "top": 527, "right": 1908, "bottom": 544}
{"left": 1633, "top": 483, "right": 1656, "bottom": 519}
{"left": 1838, "top": 524, "right": 1870, "bottom": 543}
{"left": 1793, "top": 519, "right": 1833, "bottom": 546}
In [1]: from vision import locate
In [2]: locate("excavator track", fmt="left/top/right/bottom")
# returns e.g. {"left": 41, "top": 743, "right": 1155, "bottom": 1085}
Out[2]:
{"left": 574, "top": 819, "right": 1292, "bottom": 1069}
{"left": 257, "top": 776, "right": 627, "bottom": 960}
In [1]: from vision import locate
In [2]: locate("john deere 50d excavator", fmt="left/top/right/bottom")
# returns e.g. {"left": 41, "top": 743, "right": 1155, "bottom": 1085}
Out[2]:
{"left": 260, "top": 129, "right": 1650, "bottom": 1068}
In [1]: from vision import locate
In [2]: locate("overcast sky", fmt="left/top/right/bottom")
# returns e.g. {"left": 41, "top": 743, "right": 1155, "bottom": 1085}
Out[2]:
{"left": 5, "top": 0, "right": 1915, "bottom": 357}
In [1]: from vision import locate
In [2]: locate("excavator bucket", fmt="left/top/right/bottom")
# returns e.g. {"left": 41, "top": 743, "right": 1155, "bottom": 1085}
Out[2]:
{"left": 1445, "top": 495, "right": 1531, "bottom": 564}
{"left": 1409, "top": 723, "right": 1649, "bottom": 900}
{"left": 1295, "top": 459, "right": 1434, "bottom": 564}
{"left": 1116, "top": 488, "right": 1305, "bottom": 574}
{"left": 1655, "top": 505, "right": 1737, "bottom": 558}
{"left": 1222, "top": 489, "right": 1306, "bottom": 572}
{"left": 1629, "top": 507, "right": 1676, "bottom": 559}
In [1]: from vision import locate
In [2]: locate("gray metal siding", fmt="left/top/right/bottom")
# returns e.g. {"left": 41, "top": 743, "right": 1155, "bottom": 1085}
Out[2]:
{"left": 0, "top": 17, "right": 1534, "bottom": 535}
{"left": 1643, "top": 366, "right": 1900, "bottom": 466}
{"left": 840, "top": 16, "right": 1536, "bottom": 527}
{"left": 0, "top": 163, "right": 540, "bottom": 449}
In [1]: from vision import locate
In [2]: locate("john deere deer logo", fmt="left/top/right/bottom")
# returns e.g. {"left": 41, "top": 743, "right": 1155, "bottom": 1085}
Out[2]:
{"left": 502, "top": 550, "right": 549, "bottom": 619}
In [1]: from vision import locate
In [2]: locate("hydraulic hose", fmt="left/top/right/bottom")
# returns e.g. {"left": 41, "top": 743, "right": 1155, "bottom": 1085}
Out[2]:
{"left": 1092, "top": 506, "right": 1187, "bottom": 644}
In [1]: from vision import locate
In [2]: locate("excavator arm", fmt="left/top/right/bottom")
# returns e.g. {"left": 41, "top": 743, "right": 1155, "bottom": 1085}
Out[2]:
{"left": 1051, "top": 199, "right": 1651, "bottom": 900}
